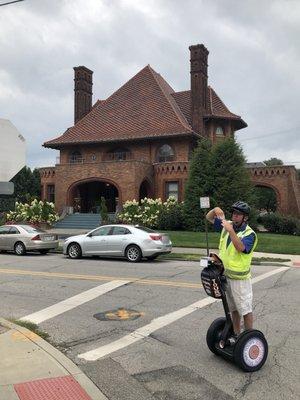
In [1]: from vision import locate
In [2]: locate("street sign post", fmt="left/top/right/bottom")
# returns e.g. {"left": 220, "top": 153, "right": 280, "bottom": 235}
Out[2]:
{"left": 200, "top": 196, "right": 210, "bottom": 256}
{"left": 0, "top": 119, "right": 26, "bottom": 195}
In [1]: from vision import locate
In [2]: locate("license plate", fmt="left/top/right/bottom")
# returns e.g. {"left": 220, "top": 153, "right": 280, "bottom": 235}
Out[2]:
{"left": 43, "top": 236, "right": 54, "bottom": 241}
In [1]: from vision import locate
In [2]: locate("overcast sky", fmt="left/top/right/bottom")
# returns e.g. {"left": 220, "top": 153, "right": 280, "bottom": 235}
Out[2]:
{"left": 0, "top": 0, "right": 299, "bottom": 169}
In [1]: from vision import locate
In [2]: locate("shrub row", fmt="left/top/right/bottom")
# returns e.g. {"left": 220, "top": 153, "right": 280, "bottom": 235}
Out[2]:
{"left": 117, "top": 197, "right": 185, "bottom": 230}
{"left": 259, "top": 213, "right": 300, "bottom": 235}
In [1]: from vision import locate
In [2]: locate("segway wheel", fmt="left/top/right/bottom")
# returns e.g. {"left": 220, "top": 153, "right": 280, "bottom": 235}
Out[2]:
{"left": 206, "top": 317, "right": 226, "bottom": 354}
{"left": 233, "top": 330, "right": 268, "bottom": 372}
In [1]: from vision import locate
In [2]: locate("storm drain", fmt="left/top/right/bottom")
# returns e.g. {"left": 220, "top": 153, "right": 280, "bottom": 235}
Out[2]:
{"left": 94, "top": 308, "right": 144, "bottom": 321}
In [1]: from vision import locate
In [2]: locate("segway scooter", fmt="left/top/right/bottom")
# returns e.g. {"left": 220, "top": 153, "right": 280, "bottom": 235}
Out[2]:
{"left": 200, "top": 254, "right": 268, "bottom": 372}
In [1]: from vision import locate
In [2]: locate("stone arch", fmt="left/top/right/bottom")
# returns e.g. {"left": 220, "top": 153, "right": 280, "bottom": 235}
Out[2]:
{"left": 253, "top": 183, "right": 280, "bottom": 212}
{"left": 67, "top": 177, "right": 121, "bottom": 213}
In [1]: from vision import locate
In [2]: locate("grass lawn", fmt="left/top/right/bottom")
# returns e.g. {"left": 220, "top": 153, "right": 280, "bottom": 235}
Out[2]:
{"left": 160, "top": 253, "right": 291, "bottom": 263}
{"left": 165, "top": 231, "right": 300, "bottom": 255}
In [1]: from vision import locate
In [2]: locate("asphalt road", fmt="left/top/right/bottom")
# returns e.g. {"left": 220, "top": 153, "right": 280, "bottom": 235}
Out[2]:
{"left": 0, "top": 252, "right": 299, "bottom": 400}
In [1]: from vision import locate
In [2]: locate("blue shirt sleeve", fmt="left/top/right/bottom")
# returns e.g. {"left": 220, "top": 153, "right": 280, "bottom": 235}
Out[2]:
{"left": 242, "top": 233, "right": 256, "bottom": 254}
{"left": 213, "top": 218, "right": 223, "bottom": 232}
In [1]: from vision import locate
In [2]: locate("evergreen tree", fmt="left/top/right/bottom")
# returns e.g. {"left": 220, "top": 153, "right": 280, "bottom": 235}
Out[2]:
{"left": 263, "top": 157, "right": 283, "bottom": 166}
{"left": 209, "top": 138, "right": 254, "bottom": 216}
{"left": 11, "top": 166, "right": 41, "bottom": 203}
{"left": 183, "top": 139, "right": 213, "bottom": 230}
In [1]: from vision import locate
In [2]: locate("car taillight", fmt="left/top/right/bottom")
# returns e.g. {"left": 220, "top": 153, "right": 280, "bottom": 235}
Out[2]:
{"left": 149, "top": 234, "right": 162, "bottom": 241}
{"left": 31, "top": 235, "right": 41, "bottom": 241}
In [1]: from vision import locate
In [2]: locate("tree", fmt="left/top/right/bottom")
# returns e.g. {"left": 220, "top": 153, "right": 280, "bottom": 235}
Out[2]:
{"left": 209, "top": 138, "right": 254, "bottom": 214}
{"left": 100, "top": 196, "right": 108, "bottom": 224}
{"left": 263, "top": 157, "right": 283, "bottom": 166}
{"left": 183, "top": 139, "right": 213, "bottom": 230}
{"left": 11, "top": 166, "right": 41, "bottom": 203}
{"left": 253, "top": 186, "right": 277, "bottom": 212}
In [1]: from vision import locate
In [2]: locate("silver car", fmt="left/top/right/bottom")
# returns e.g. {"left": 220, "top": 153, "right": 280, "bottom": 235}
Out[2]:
{"left": 0, "top": 225, "right": 59, "bottom": 255}
{"left": 63, "top": 224, "right": 172, "bottom": 262}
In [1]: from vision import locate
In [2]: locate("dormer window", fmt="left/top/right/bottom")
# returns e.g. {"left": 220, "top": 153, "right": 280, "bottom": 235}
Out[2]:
{"left": 215, "top": 126, "right": 224, "bottom": 136}
{"left": 157, "top": 144, "right": 175, "bottom": 162}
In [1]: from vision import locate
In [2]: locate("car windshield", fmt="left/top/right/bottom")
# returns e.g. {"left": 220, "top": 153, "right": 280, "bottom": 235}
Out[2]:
{"left": 134, "top": 226, "right": 156, "bottom": 233}
{"left": 19, "top": 225, "right": 45, "bottom": 233}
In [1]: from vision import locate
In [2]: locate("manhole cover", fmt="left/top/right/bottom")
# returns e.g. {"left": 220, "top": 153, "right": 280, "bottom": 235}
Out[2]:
{"left": 94, "top": 308, "right": 144, "bottom": 321}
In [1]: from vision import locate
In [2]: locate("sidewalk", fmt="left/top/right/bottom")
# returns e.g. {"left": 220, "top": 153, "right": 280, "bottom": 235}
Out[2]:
{"left": 171, "top": 247, "right": 300, "bottom": 266}
{"left": 0, "top": 318, "right": 107, "bottom": 400}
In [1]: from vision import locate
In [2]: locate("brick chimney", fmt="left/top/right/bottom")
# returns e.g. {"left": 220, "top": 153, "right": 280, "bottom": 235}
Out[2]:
{"left": 189, "top": 44, "right": 209, "bottom": 135}
{"left": 74, "top": 66, "right": 93, "bottom": 124}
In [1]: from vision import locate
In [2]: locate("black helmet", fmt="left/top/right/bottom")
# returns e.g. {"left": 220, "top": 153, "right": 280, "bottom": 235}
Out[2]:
{"left": 231, "top": 201, "right": 251, "bottom": 215}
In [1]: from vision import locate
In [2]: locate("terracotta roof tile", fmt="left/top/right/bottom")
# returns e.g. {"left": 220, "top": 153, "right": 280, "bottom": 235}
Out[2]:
{"left": 44, "top": 66, "right": 246, "bottom": 149}
{"left": 171, "top": 87, "right": 247, "bottom": 129}
{"left": 44, "top": 66, "right": 194, "bottom": 148}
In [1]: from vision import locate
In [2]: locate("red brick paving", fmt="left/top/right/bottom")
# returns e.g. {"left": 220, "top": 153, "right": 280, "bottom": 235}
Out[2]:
{"left": 14, "top": 376, "right": 91, "bottom": 400}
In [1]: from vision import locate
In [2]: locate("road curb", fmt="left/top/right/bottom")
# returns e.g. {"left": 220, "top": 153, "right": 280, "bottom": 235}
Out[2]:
{"left": 0, "top": 317, "right": 108, "bottom": 400}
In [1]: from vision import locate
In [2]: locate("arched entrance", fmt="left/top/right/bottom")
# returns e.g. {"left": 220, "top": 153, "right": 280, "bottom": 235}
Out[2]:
{"left": 69, "top": 180, "right": 119, "bottom": 213}
{"left": 253, "top": 185, "right": 278, "bottom": 212}
{"left": 139, "top": 179, "right": 152, "bottom": 201}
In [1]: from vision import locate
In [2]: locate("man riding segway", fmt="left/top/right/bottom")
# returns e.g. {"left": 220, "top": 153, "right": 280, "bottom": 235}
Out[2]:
{"left": 206, "top": 201, "right": 257, "bottom": 336}
{"left": 201, "top": 201, "right": 268, "bottom": 371}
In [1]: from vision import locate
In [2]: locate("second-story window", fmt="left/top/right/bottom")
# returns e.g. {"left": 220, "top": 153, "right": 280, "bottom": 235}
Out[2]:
{"left": 106, "top": 148, "right": 131, "bottom": 161}
{"left": 157, "top": 144, "right": 175, "bottom": 162}
{"left": 69, "top": 151, "right": 83, "bottom": 164}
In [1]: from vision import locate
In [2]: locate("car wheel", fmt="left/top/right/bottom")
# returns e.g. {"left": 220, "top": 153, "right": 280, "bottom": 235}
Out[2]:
{"left": 14, "top": 242, "right": 26, "bottom": 256}
{"left": 146, "top": 255, "right": 158, "bottom": 261}
{"left": 125, "top": 245, "right": 142, "bottom": 262}
{"left": 67, "top": 243, "right": 82, "bottom": 259}
{"left": 39, "top": 250, "right": 49, "bottom": 255}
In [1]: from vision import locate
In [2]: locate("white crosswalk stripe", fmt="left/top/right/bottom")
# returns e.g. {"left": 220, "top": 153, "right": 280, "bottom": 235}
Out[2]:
{"left": 20, "top": 280, "right": 130, "bottom": 324}
{"left": 78, "top": 267, "right": 289, "bottom": 361}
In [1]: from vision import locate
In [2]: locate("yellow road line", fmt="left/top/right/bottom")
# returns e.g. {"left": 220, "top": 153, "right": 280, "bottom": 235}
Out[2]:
{"left": 0, "top": 268, "right": 201, "bottom": 289}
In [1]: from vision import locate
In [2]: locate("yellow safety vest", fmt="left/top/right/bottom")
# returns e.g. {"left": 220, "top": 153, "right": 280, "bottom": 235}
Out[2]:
{"left": 219, "top": 224, "right": 258, "bottom": 280}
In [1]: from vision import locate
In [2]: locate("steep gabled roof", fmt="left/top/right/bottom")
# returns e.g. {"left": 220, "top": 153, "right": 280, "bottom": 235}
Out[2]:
{"left": 171, "top": 87, "right": 247, "bottom": 129}
{"left": 44, "top": 66, "right": 194, "bottom": 149}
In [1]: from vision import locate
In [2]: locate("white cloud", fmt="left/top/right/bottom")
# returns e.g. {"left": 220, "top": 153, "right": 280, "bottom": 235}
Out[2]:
{"left": 0, "top": 0, "right": 299, "bottom": 169}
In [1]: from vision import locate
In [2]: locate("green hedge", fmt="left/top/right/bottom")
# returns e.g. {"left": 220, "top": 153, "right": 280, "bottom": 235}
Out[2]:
{"left": 259, "top": 213, "right": 300, "bottom": 235}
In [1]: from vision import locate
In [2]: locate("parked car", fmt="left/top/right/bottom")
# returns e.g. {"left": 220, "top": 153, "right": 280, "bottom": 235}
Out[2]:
{"left": 63, "top": 224, "right": 172, "bottom": 262}
{"left": 0, "top": 224, "right": 59, "bottom": 255}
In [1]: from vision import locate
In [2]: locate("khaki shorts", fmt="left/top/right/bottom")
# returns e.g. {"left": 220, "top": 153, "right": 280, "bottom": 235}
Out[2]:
{"left": 226, "top": 278, "right": 253, "bottom": 316}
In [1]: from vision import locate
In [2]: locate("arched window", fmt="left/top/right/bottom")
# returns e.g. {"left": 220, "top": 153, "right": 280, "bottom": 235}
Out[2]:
{"left": 106, "top": 148, "right": 131, "bottom": 161}
{"left": 69, "top": 151, "right": 83, "bottom": 164}
{"left": 157, "top": 144, "right": 175, "bottom": 162}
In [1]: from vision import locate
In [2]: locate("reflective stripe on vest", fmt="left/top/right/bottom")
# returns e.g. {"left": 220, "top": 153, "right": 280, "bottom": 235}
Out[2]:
{"left": 218, "top": 223, "right": 258, "bottom": 280}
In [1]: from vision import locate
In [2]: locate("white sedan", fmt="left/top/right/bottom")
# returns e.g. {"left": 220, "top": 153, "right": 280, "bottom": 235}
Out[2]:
{"left": 0, "top": 224, "right": 58, "bottom": 255}
{"left": 63, "top": 224, "right": 172, "bottom": 262}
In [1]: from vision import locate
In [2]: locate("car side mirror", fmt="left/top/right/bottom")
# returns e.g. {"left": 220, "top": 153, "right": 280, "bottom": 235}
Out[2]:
{"left": 87, "top": 233, "right": 93, "bottom": 237}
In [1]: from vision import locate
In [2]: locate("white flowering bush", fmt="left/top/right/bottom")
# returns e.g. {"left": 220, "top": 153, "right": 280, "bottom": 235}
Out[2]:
{"left": 118, "top": 197, "right": 184, "bottom": 229}
{"left": 6, "top": 200, "right": 59, "bottom": 225}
